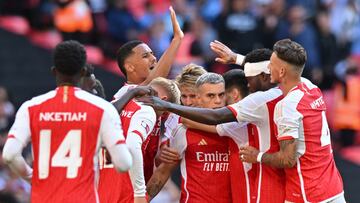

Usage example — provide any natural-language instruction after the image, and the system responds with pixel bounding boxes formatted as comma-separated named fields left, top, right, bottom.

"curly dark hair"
left=242, top=48, right=273, bottom=65
left=116, top=40, right=144, bottom=78
left=53, top=40, right=86, bottom=76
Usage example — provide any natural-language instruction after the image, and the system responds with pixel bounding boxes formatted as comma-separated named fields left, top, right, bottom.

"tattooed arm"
left=146, top=162, right=178, bottom=200
left=239, top=139, right=298, bottom=168
left=261, top=139, right=297, bottom=168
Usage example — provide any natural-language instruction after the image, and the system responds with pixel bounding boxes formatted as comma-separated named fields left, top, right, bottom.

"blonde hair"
left=149, top=77, right=181, bottom=104
left=175, top=63, right=207, bottom=89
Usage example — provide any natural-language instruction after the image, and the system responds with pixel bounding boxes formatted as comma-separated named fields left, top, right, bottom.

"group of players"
left=2, top=6, right=346, bottom=203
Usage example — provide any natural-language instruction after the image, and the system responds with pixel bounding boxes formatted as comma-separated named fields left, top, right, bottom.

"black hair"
left=116, top=40, right=144, bottom=78
left=273, top=39, right=307, bottom=69
left=53, top=40, right=86, bottom=76
left=223, top=69, right=249, bottom=98
left=243, top=48, right=273, bottom=65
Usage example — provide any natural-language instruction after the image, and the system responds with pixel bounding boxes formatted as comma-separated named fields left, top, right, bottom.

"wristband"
left=236, top=54, right=245, bottom=65
left=257, top=152, right=264, bottom=163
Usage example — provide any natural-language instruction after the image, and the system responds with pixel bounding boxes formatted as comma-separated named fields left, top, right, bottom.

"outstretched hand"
left=169, top=6, right=184, bottom=40
left=136, top=96, right=169, bottom=111
left=210, top=40, right=237, bottom=64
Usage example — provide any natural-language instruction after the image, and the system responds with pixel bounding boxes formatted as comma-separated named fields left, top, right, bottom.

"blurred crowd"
left=0, top=0, right=360, bottom=202
left=0, top=0, right=359, bottom=87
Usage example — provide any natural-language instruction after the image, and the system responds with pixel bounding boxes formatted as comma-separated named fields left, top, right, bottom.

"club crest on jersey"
left=141, top=121, right=150, bottom=134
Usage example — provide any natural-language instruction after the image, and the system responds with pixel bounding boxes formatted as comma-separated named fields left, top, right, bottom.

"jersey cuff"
left=277, top=135, right=295, bottom=141
left=226, top=106, right=238, bottom=118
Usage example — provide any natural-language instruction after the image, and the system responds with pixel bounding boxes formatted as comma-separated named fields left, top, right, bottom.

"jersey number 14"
left=38, top=129, right=83, bottom=179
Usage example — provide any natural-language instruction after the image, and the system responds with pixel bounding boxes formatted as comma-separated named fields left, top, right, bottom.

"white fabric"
left=236, top=54, right=245, bottom=65
left=244, top=61, right=270, bottom=77
left=216, top=122, right=248, bottom=147
left=126, top=105, right=156, bottom=197
left=164, top=113, right=181, bottom=139
left=228, top=87, right=282, bottom=152
left=274, top=92, right=303, bottom=140
left=169, top=125, right=187, bottom=159
left=113, top=84, right=138, bottom=100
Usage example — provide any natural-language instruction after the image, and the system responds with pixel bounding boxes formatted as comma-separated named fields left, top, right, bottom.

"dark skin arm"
left=112, top=86, right=155, bottom=113
left=146, top=162, right=178, bottom=200
left=239, top=139, right=297, bottom=168
left=137, top=96, right=236, bottom=125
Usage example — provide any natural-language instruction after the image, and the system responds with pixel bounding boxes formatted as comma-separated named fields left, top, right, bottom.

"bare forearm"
left=142, top=38, right=182, bottom=85
left=166, top=103, right=235, bottom=125
left=182, top=118, right=217, bottom=133
left=146, top=163, right=176, bottom=200
left=261, top=139, right=297, bottom=168
left=112, top=91, right=136, bottom=113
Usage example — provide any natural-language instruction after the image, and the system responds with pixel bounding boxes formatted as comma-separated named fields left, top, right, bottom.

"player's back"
left=29, top=86, right=111, bottom=203
left=278, top=80, right=344, bottom=202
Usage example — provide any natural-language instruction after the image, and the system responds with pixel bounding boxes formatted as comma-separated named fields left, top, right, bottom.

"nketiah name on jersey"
left=39, top=112, right=87, bottom=122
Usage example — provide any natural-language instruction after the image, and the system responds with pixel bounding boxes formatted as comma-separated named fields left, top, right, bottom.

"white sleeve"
left=126, top=106, right=156, bottom=197
left=216, top=122, right=249, bottom=146
left=236, top=54, right=245, bottom=65
left=2, top=138, right=33, bottom=182
left=100, top=105, right=132, bottom=172
left=274, top=99, right=302, bottom=141
left=3, top=102, right=32, bottom=181
left=227, top=93, right=266, bottom=124
left=163, top=113, right=180, bottom=139
left=8, top=102, right=31, bottom=146
left=169, top=125, right=187, bottom=159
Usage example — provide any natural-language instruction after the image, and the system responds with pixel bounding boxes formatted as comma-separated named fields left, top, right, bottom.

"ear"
left=160, top=95, right=168, bottom=101
left=279, top=66, right=286, bottom=78
left=124, top=63, right=134, bottom=74
left=229, top=88, right=240, bottom=100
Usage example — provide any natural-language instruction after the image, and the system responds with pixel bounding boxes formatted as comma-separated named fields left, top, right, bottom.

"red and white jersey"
left=113, top=83, right=137, bottom=100
left=8, top=86, right=126, bottom=203
left=274, top=79, right=344, bottom=202
left=98, top=100, right=156, bottom=201
left=161, top=113, right=181, bottom=146
left=170, top=125, right=232, bottom=203
left=216, top=122, right=258, bottom=203
left=227, top=87, right=286, bottom=203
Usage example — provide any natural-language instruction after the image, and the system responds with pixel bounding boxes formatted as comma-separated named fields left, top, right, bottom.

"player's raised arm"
left=141, top=6, right=184, bottom=85
left=137, top=96, right=236, bottom=125
left=210, top=40, right=244, bottom=65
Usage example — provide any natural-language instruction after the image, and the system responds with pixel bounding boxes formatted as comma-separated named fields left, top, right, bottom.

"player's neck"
left=281, top=77, right=301, bottom=96
left=126, top=74, right=144, bottom=85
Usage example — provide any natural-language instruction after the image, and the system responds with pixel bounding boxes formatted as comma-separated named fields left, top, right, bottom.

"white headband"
left=244, top=61, right=270, bottom=77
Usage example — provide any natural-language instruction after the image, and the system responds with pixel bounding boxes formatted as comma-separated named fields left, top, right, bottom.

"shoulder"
left=75, top=89, right=118, bottom=116
left=25, top=90, right=57, bottom=108
left=113, top=84, right=138, bottom=100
